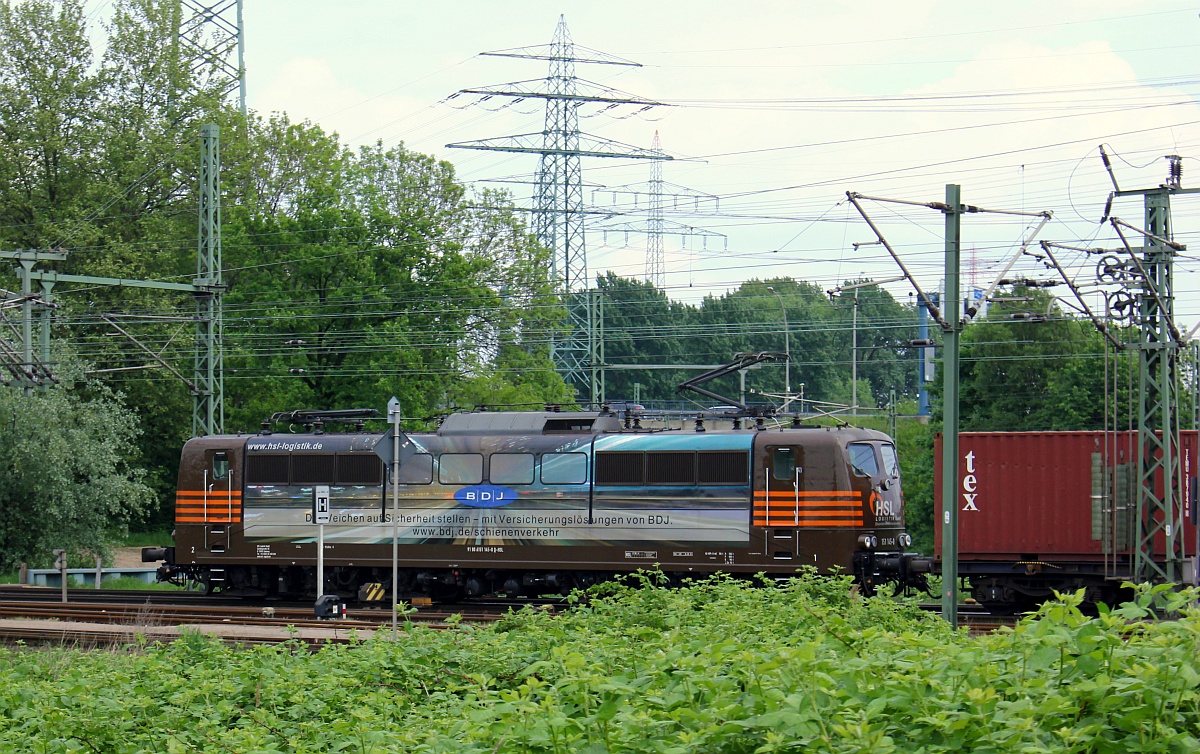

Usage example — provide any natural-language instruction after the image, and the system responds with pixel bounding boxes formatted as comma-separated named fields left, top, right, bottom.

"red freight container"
left=933, top=431, right=1198, bottom=609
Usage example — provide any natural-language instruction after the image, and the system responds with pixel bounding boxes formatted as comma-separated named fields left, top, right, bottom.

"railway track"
left=0, top=588, right=1006, bottom=647
left=0, top=588, right=531, bottom=647
left=919, top=602, right=1019, bottom=633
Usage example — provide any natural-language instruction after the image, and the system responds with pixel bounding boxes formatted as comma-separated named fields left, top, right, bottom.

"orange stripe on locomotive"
left=751, top=489, right=865, bottom=527
left=175, top=490, right=243, bottom=523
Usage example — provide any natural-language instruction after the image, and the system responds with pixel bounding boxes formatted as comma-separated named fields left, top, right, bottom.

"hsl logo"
left=454, top=485, right=517, bottom=508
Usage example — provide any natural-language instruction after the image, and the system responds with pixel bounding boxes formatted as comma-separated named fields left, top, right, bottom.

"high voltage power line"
left=11, top=8, right=1200, bottom=428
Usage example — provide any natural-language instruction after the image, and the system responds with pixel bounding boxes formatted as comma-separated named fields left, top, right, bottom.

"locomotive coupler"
left=854, top=551, right=933, bottom=595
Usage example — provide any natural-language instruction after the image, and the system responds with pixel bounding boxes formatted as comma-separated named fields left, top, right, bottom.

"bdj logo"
left=455, top=485, right=517, bottom=508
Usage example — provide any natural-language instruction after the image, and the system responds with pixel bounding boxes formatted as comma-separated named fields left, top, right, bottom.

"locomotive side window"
left=848, top=443, right=880, bottom=478
left=646, top=452, right=695, bottom=485
left=212, top=452, right=229, bottom=480
left=772, top=448, right=796, bottom=480
left=490, top=453, right=535, bottom=485
left=880, top=444, right=899, bottom=478
left=541, top=452, right=587, bottom=484
left=596, top=452, right=644, bottom=485
left=293, top=454, right=336, bottom=484
left=439, top=454, right=484, bottom=484
left=698, top=451, right=749, bottom=485
left=246, top=454, right=289, bottom=485
left=337, top=454, right=383, bottom=485
left=395, top=453, right=433, bottom=484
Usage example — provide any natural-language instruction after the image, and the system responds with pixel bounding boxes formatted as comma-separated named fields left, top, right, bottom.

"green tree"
left=597, top=273, right=698, bottom=404
left=0, top=0, right=99, bottom=249
left=695, top=278, right=845, bottom=407
left=221, top=126, right=569, bottom=428
left=0, top=360, right=154, bottom=569
left=956, top=289, right=1122, bottom=431
left=829, top=280, right=918, bottom=410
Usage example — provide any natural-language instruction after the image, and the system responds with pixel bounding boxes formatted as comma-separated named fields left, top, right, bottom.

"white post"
left=389, top=397, right=401, bottom=634
left=316, top=522, right=325, bottom=599
left=313, top=484, right=331, bottom=600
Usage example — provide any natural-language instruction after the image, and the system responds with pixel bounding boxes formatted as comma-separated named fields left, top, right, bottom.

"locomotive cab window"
left=211, top=452, right=229, bottom=480
left=848, top=443, right=880, bottom=478
left=772, top=448, right=796, bottom=481
left=880, top=443, right=899, bottom=478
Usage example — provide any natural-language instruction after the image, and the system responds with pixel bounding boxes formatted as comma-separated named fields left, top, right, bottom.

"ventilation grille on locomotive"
left=245, top=454, right=289, bottom=485
left=596, top=450, right=747, bottom=486
left=292, top=454, right=336, bottom=484
left=245, top=453, right=383, bottom=486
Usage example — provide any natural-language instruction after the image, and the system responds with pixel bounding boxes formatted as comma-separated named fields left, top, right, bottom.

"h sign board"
left=312, top=485, right=331, bottom=524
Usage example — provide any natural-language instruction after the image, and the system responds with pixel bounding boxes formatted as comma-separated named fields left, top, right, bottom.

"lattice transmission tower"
left=594, top=131, right=724, bottom=291
left=178, top=0, right=247, bottom=116
left=447, top=17, right=667, bottom=401
left=647, top=132, right=666, bottom=289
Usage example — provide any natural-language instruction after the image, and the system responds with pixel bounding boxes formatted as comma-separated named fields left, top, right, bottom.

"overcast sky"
left=216, top=1, right=1200, bottom=326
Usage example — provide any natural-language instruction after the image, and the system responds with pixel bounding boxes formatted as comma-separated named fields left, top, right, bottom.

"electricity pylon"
left=178, top=0, right=247, bottom=116
left=592, top=131, right=725, bottom=291
left=447, top=16, right=667, bottom=401
left=647, top=132, right=666, bottom=289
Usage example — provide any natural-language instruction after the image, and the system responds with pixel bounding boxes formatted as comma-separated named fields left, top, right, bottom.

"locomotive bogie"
left=157, top=412, right=926, bottom=601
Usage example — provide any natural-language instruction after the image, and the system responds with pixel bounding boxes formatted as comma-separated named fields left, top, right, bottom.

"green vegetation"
left=0, top=360, right=154, bottom=570
left=120, top=531, right=173, bottom=548
left=97, top=576, right=182, bottom=591
left=0, top=576, right=1197, bottom=752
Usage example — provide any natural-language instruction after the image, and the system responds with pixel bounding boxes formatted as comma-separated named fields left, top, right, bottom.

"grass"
left=122, top=530, right=172, bottom=548
left=100, top=576, right=183, bottom=591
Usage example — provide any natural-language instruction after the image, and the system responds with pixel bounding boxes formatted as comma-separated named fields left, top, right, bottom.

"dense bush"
left=0, top=575, right=1197, bottom=752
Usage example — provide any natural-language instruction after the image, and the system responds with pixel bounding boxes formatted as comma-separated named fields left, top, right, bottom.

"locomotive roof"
left=437, top=411, right=623, bottom=435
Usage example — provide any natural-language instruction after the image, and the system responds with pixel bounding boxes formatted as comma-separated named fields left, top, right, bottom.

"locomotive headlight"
left=900, top=533, right=912, bottom=548
left=857, top=534, right=879, bottom=550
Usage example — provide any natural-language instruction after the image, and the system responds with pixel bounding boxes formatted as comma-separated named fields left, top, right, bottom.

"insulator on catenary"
left=1167, top=155, right=1183, bottom=188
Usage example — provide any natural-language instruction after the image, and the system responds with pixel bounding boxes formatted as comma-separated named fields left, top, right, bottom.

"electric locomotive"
left=146, top=407, right=930, bottom=601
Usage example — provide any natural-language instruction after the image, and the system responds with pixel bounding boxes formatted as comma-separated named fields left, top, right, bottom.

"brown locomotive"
left=146, top=409, right=930, bottom=601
